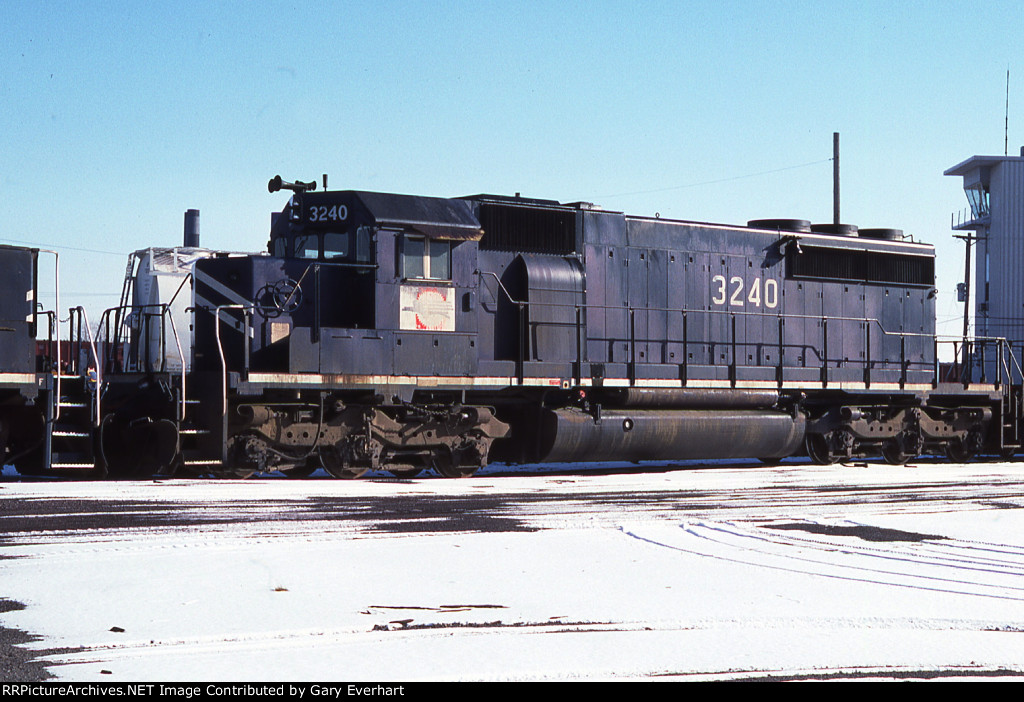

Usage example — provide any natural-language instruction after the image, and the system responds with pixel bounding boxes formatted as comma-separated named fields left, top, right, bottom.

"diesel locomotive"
left=3, top=176, right=1020, bottom=478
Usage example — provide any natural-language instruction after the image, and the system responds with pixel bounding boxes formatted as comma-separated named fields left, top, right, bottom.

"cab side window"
left=402, top=235, right=451, bottom=280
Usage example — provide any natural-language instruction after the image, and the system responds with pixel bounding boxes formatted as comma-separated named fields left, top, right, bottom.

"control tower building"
left=946, top=150, right=1024, bottom=376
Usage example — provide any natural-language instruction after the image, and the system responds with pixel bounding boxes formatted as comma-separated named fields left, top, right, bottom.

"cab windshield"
left=271, top=228, right=373, bottom=263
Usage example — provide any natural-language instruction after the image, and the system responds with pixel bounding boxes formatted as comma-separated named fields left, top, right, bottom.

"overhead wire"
left=0, top=237, right=126, bottom=256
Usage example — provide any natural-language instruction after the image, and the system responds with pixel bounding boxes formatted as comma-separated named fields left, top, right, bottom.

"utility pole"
left=961, top=234, right=972, bottom=341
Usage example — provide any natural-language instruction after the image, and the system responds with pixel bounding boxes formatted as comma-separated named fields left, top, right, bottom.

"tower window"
left=965, top=184, right=990, bottom=219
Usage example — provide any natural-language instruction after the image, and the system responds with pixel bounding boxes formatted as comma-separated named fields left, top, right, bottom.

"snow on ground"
left=3, top=461, right=1024, bottom=681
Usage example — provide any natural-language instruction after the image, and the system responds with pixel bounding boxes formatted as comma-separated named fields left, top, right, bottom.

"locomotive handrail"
left=163, top=308, right=187, bottom=421
left=110, top=252, right=139, bottom=372
left=479, top=271, right=529, bottom=382
left=936, top=335, right=1024, bottom=388
left=165, top=271, right=193, bottom=311
left=69, top=306, right=101, bottom=427
left=38, top=308, right=55, bottom=359
left=478, top=271, right=525, bottom=308
left=999, top=339, right=1016, bottom=388
left=98, top=302, right=189, bottom=421
left=99, top=303, right=186, bottom=373
left=481, top=270, right=924, bottom=378
left=37, top=308, right=57, bottom=415
left=308, top=260, right=378, bottom=269
left=478, top=273, right=935, bottom=340
left=1007, top=339, right=1024, bottom=384
left=285, top=263, right=317, bottom=311
left=480, top=268, right=942, bottom=388
left=214, top=304, right=254, bottom=419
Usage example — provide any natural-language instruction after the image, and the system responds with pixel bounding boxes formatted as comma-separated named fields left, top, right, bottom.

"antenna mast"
left=833, top=132, right=840, bottom=226
left=1006, top=67, right=1010, bottom=156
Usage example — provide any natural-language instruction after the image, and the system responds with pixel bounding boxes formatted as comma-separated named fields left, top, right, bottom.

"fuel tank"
left=534, top=408, right=806, bottom=463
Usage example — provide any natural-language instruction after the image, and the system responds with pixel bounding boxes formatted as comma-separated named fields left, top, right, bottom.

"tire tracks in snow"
left=623, top=519, right=1024, bottom=601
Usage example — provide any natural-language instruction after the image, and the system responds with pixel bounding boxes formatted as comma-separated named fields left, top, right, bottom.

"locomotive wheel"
left=222, top=434, right=266, bottom=478
left=284, top=464, right=317, bottom=478
left=805, top=434, right=840, bottom=465
left=388, top=466, right=423, bottom=479
left=320, top=448, right=367, bottom=479
left=101, top=415, right=180, bottom=478
left=881, top=441, right=914, bottom=465
left=432, top=450, right=477, bottom=479
left=387, top=456, right=429, bottom=478
left=434, top=462, right=477, bottom=479
left=945, top=437, right=976, bottom=463
left=326, top=465, right=368, bottom=479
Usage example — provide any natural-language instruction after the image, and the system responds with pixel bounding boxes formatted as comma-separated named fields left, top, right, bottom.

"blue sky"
left=3, top=0, right=1022, bottom=337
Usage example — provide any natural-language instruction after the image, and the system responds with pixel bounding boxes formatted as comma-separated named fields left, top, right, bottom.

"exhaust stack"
left=184, top=209, right=200, bottom=248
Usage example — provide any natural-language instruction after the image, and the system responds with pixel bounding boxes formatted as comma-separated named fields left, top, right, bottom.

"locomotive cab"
left=194, top=189, right=484, bottom=379
left=188, top=185, right=503, bottom=478
left=267, top=210, right=376, bottom=331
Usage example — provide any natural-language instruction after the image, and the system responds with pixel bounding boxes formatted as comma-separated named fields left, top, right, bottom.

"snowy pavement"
left=3, top=461, right=1024, bottom=681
